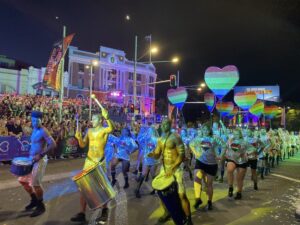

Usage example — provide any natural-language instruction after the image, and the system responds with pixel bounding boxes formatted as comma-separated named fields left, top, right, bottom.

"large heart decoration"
left=204, top=65, right=239, bottom=100
left=167, top=87, right=188, bottom=110
left=249, top=101, right=264, bottom=117
left=204, top=92, right=216, bottom=113
left=226, top=106, right=239, bottom=119
left=264, top=105, right=279, bottom=119
left=216, top=101, right=234, bottom=116
left=234, top=92, right=257, bottom=110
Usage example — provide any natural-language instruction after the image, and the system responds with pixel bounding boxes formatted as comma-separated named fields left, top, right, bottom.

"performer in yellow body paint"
left=71, top=97, right=114, bottom=224
left=148, top=119, right=193, bottom=225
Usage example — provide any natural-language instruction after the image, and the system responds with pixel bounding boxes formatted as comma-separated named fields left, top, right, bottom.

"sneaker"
left=194, top=198, right=203, bottom=209
left=158, top=213, right=171, bottom=223
left=25, top=194, right=38, bottom=211
left=111, top=179, right=117, bottom=187
left=254, top=183, right=258, bottom=191
left=30, top=201, right=45, bottom=217
left=228, top=187, right=233, bottom=198
left=95, top=208, right=108, bottom=224
left=149, top=189, right=156, bottom=195
left=123, top=182, right=129, bottom=189
left=70, top=212, right=86, bottom=222
left=234, top=192, right=242, bottom=200
left=207, top=201, right=213, bottom=210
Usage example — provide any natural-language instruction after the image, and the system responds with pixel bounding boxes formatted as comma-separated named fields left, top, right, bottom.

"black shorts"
left=247, top=159, right=258, bottom=170
left=195, top=160, right=218, bottom=176
left=226, top=159, right=248, bottom=169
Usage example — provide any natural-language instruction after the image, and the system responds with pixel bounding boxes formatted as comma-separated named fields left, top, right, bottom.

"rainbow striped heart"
left=167, top=87, right=188, bottom=110
left=249, top=101, right=264, bottom=117
left=216, top=101, right=234, bottom=116
left=204, top=92, right=216, bottom=113
left=234, top=92, right=257, bottom=110
left=204, top=65, right=239, bottom=100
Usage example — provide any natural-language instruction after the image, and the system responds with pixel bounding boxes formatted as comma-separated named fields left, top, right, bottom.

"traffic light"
left=170, top=74, right=176, bottom=88
left=129, top=104, right=134, bottom=113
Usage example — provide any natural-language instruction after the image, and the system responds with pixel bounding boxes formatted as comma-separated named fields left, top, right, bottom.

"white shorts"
left=18, top=157, right=48, bottom=187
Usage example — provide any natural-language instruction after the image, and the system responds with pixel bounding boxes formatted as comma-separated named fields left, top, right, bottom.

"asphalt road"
left=1, top=154, right=300, bottom=225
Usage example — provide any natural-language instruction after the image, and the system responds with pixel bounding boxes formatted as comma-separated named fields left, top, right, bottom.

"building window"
left=149, top=76, right=155, bottom=87
left=137, top=86, right=141, bottom=96
left=78, top=77, right=84, bottom=89
left=149, top=88, right=154, bottom=97
left=78, top=64, right=85, bottom=72
left=128, top=72, right=133, bottom=80
left=128, top=83, right=133, bottom=94
left=137, top=74, right=142, bottom=81
left=101, top=52, right=108, bottom=58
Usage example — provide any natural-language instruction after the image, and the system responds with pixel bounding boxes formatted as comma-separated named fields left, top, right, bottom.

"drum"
left=72, top=163, right=116, bottom=210
left=152, top=173, right=187, bottom=225
left=10, top=157, right=33, bottom=176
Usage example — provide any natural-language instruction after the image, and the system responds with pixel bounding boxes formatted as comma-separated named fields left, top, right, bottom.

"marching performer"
left=71, top=97, right=114, bottom=224
left=110, top=127, right=138, bottom=189
left=148, top=119, right=193, bottom=225
left=135, top=126, right=159, bottom=198
left=18, top=111, right=56, bottom=217
left=225, top=129, right=249, bottom=200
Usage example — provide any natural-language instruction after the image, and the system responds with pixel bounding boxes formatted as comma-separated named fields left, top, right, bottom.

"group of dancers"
left=15, top=101, right=299, bottom=225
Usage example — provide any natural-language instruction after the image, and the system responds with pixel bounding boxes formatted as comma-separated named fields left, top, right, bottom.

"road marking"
left=0, top=170, right=80, bottom=191
left=271, top=173, right=300, bottom=183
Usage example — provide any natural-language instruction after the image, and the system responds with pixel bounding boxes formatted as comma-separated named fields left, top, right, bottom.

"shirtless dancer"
left=71, top=105, right=114, bottom=223
left=18, top=111, right=56, bottom=217
left=148, top=119, right=193, bottom=225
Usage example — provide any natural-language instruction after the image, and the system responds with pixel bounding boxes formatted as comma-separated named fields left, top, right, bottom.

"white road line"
left=0, top=170, right=79, bottom=191
left=271, top=173, right=300, bottom=183
left=114, top=173, right=128, bottom=225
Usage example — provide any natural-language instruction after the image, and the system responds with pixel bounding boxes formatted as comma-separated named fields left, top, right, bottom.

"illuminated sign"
left=234, top=85, right=280, bottom=102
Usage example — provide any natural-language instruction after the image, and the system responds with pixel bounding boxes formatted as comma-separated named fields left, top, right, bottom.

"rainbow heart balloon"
left=167, top=87, right=188, bottom=110
left=204, top=65, right=239, bottom=100
left=234, top=92, right=257, bottom=110
left=204, top=92, right=216, bottom=113
left=264, top=105, right=279, bottom=119
left=249, top=101, right=264, bottom=117
left=216, top=101, right=234, bottom=116
left=226, top=106, right=239, bottom=119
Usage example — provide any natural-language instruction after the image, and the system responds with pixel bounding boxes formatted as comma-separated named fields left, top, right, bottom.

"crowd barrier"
left=0, top=135, right=85, bottom=161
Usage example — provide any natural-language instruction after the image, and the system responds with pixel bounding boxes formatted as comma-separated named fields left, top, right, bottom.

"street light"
left=150, top=47, right=159, bottom=54
left=87, top=60, right=99, bottom=121
left=172, top=57, right=179, bottom=63
left=200, top=82, right=206, bottom=88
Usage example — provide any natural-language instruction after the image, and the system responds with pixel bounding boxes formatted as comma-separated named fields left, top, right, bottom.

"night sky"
left=0, top=0, right=299, bottom=120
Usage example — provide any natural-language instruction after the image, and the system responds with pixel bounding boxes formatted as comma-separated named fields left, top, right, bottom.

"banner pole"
left=59, top=25, right=66, bottom=123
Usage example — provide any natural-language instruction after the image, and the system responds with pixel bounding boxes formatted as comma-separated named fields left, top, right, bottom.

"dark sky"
left=0, top=0, right=299, bottom=118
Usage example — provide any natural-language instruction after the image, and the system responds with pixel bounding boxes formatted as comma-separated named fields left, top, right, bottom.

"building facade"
left=67, top=46, right=157, bottom=115
left=0, top=55, right=68, bottom=96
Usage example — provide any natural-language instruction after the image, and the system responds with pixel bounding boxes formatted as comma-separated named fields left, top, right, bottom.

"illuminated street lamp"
left=172, top=57, right=179, bottom=63
left=150, top=46, right=159, bottom=54
left=200, top=82, right=206, bottom=88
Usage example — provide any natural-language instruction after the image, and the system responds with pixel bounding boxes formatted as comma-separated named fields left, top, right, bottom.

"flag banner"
left=43, top=33, right=75, bottom=90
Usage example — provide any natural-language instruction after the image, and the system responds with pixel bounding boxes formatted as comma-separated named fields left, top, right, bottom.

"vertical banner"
left=43, top=33, right=75, bottom=90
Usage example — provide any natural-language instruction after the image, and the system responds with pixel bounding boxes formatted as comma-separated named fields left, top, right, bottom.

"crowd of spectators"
left=0, top=94, right=128, bottom=160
